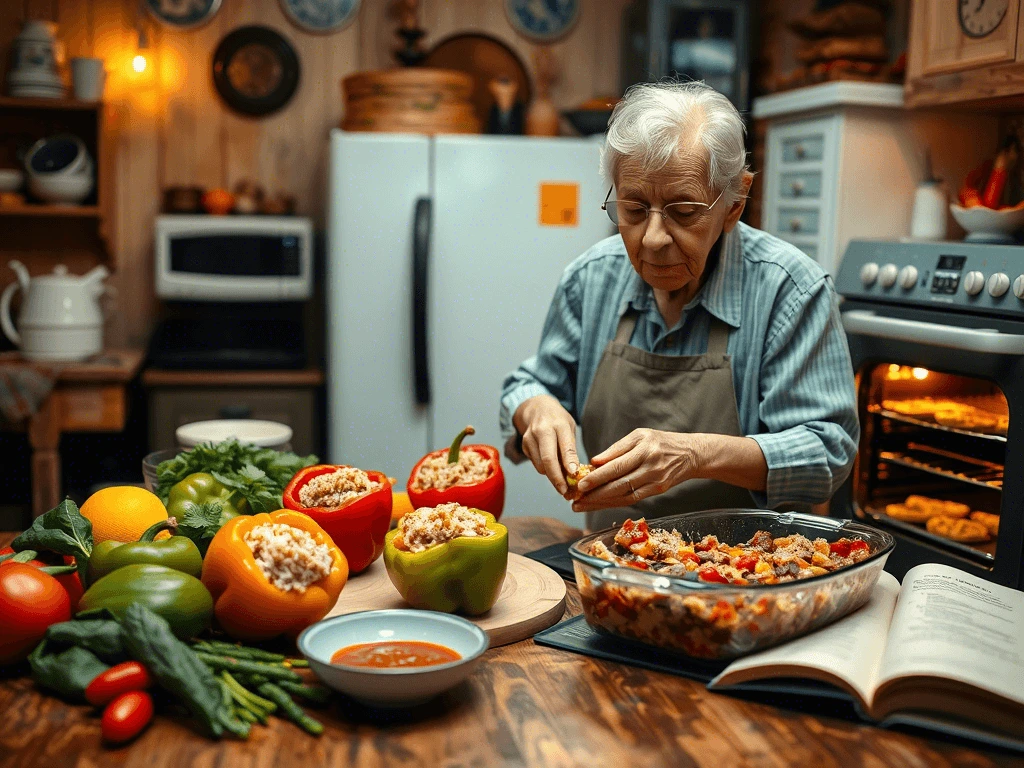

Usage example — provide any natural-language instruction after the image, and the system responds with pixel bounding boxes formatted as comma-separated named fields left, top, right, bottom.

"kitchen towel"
left=0, top=356, right=62, bottom=423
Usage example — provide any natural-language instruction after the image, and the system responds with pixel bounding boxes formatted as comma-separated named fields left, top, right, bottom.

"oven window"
left=855, top=364, right=1006, bottom=568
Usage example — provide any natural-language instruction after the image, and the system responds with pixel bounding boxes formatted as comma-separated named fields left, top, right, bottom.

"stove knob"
left=963, top=270, right=986, bottom=296
left=1014, top=275, right=1024, bottom=300
left=878, top=263, right=899, bottom=289
left=860, top=262, right=879, bottom=287
left=988, top=272, right=1010, bottom=298
left=898, top=265, right=919, bottom=290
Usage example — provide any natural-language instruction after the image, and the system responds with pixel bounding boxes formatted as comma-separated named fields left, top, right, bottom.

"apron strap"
left=613, top=313, right=637, bottom=344
left=707, top=316, right=731, bottom=356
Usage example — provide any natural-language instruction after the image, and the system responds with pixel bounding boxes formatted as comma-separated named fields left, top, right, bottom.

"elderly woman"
left=500, top=81, right=859, bottom=531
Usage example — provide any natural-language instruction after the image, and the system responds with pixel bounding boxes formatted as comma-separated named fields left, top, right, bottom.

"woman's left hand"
left=571, top=428, right=702, bottom=512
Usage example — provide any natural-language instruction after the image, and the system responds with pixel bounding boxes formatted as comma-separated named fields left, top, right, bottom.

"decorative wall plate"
left=145, top=0, right=221, bottom=29
left=279, top=0, right=361, bottom=34
left=504, top=0, right=580, bottom=43
left=212, top=26, right=301, bottom=117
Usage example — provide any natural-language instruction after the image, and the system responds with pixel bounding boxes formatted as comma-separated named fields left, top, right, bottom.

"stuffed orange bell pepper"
left=201, top=510, right=348, bottom=642
left=406, top=426, right=505, bottom=519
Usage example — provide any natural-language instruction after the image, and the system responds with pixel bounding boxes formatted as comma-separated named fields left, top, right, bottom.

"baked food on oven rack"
left=925, top=515, right=990, bottom=543
left=969, top=511, right=1000, bottom=536
left=905, top=495, right=971, bottom=518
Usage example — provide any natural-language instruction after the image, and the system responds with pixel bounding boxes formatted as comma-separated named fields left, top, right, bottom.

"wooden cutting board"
left=325, top=554, right=567, bottom=647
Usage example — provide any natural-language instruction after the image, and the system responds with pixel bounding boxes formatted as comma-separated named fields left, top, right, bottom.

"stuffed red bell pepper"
left=406, top=426, right=505, bottom=519
left=282, top=465, right=392, bottom=573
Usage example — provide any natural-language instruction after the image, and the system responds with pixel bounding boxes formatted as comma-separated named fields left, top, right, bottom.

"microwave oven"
left=155, top=215, right=313, bottom=301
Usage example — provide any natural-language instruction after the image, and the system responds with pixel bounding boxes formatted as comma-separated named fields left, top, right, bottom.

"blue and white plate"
left=504, top=0, right=580, bottom=43
left=279, top=0, right=361, bottom=34
left=145, top=0, right=221, bottom=29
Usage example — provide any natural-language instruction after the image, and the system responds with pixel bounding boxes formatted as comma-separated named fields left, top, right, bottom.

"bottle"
left=910, top=148, right=948, bottom=241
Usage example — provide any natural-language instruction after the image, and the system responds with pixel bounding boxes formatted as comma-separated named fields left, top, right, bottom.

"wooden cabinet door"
left=918, top=0, right=1019, bottom=75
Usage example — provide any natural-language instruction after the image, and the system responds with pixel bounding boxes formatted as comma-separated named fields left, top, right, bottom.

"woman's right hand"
left=513, top=394, right=579, bottom=496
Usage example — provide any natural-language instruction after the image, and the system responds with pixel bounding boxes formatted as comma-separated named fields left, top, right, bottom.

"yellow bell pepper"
left=201, top=510, right=348, bottom=641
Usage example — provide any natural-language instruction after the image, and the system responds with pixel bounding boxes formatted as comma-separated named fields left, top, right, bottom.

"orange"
left=391, top=490, right=415, bottom=524
left=80, top=486, right=168, bottom=544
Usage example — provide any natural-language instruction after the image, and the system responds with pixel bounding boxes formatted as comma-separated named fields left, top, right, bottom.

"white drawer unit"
left=755, top=82, right=999, bottom=276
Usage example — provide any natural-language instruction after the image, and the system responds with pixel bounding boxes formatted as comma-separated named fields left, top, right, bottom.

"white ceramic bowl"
left=175, top=419, right=293, bottom=450
left=950, top=203, right=1024, bottom=243
left=0, top=169, right=24, bottom=192
left=298, top=610, right=489, bottom=707
left=27, top=171, right=93, bottom=205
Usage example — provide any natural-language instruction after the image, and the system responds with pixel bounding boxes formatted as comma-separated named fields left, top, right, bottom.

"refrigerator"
left=327, top=130, right=613, bottom=525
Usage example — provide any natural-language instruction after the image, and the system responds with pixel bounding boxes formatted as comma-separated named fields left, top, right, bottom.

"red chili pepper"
left=982, top=138, right=1020, bottom=209
left=101, top=691, right=154, bottom=744
left=734, top=555, right=759, bottom=573
left=0, top=547, right=84, bottom=612
left=829, top=539, right=869, bottom=558
left=697, top=566, right=729, bottom=584
left=406, top=426, right=505, bottom=519
left=620, top=518, right=649, bottom=545
left=86, top=661, right=152, bottom=707
left=282, top=465, right=393, bottom=574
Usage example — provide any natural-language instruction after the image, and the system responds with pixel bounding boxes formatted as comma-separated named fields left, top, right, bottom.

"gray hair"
left=602, top=81, right=749, bottom=203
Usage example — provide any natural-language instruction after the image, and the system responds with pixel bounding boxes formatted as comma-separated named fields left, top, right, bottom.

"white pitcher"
left=1, top=260, right=109, bottom=361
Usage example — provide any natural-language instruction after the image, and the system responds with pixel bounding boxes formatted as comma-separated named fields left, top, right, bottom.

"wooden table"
left=0, top=349, right=143, bottom=517
left=0, top=519, right=1019, bottom=768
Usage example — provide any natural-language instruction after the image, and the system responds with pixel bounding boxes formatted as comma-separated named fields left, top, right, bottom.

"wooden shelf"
left=142, top=367, right=325, bottom=388
left=0, top=204, right=100, bottom=218
left=0, top=96, right=102, bottom=111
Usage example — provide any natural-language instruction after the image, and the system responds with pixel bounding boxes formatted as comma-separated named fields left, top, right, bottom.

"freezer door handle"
left=842, top=310, right=1024, bottom=355
left=412, top=196, right=432, bottom=405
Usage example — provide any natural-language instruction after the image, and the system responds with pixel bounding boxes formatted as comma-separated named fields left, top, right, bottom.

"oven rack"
left=869, top=406, right=1007, bottom=444
left=879, top=443, right=1004, bottom=490
left=860, top=504, right=996, bottom=565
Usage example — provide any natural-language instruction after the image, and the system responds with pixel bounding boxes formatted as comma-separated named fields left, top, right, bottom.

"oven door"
left=834, top=301, right=1024, bottom=588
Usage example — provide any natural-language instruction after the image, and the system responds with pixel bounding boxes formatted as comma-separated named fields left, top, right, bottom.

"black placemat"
left=523, top=541, right=576, bottom=581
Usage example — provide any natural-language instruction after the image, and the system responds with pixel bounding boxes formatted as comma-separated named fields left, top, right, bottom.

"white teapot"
left=1, top=260, right=109, bottom=362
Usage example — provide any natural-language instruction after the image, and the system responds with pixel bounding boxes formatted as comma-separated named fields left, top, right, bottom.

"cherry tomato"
left=0, top=563, right=72, bottom=665
left=86, top=661, right=153, bottom=707
left=102, top=691, right=154, bottom=744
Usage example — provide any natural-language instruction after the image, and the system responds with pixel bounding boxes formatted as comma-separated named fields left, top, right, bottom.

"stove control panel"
left=836, top=240, right=1024, bottom=317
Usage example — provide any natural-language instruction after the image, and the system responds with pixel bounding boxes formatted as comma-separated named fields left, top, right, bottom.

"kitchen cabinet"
left=906, top=0, right=1024, bottom=107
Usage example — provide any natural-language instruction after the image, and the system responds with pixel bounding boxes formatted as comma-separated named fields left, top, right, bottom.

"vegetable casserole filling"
left=588, top=518, right=871, bottom=585
left=393, top=503, right=494, bottom=553
left=297, top=466, right=380, bottom=509
left=244, top=523, right=333, bottom=592
left=412, top=450, right=493, bottom=491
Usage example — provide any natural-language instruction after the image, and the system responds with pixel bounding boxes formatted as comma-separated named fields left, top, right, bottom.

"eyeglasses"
left=601, top=187, right=725, bottom=229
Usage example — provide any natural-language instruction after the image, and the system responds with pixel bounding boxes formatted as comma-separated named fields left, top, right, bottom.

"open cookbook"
left=709, top=562, right=1024, bottom=746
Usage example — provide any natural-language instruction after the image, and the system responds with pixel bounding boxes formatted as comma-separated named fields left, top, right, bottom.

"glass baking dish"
left=570, top=509, right=895, bottom=660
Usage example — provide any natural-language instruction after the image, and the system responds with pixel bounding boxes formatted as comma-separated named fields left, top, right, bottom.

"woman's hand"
left=513, top=395, right=580, bottom=496
left=571, top=429, right=702, bottom=512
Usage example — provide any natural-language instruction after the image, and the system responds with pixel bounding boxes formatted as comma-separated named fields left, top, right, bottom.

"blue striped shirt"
left=499, top=222, right=859, bottom=509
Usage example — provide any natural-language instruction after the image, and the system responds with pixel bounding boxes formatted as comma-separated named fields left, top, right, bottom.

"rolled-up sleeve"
left=748, top=276, right=859, bottom=508
left=499, top=274, right=583, bottom=439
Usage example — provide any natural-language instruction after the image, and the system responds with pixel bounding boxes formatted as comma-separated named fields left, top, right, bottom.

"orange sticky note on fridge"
left=539, top=182, right=579, bottom=227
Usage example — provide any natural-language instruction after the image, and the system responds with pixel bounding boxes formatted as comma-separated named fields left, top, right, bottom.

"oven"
left=832, top=239, right=1024, bottom=589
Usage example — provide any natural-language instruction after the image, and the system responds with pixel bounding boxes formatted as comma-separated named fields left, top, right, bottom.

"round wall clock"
left=212, top=26, right=301, bottom=117
left=504, top=0, right=580, bottom=43
left=279, top=0, right=361, bottom=34
left=959, top=0, right=1008, bottom=38
left=145, top=0, right=221, bottom=29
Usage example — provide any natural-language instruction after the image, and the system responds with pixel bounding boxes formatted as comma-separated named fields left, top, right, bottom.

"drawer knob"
left=790, top=180, right=804, bottom=196
left=789, top=218, right=802, bottom=233
left=795, top=144, right=806, bottom=159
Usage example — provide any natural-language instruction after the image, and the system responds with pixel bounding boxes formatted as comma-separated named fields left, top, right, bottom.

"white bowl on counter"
left=950, top=203, right=1024, bottom=244
left=298, top=610, right=489, bottom=708
left=27, top=171, right=93, bottom=205
left=175, top=419, right=293, bottom=450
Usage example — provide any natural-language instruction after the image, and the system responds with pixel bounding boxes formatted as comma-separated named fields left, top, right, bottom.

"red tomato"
left=734, top=555, right=759, bottom=573
left=697, top=565, right=729, bottom=584
left=86, top=661, right=153, bottom=707
left=829, top=539, right=869, bottom=558
left=0, top=563, right=72, bottom=665
left=0, top=549, right=83, bottom=611
left=0, top=547, right=44, bottom=568
left=101, top=691, right=154, bottom=744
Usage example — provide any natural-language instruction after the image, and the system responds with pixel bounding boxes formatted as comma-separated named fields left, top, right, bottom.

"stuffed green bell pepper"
left=89, top=519, right=204, bottom=583
left=165, top=472, right=247, bottom=555
left=383, top=503, right=508, bottom=615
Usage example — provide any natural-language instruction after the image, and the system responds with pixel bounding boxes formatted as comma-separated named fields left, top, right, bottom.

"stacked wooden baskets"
left=341, top=69, right=481, bottom=135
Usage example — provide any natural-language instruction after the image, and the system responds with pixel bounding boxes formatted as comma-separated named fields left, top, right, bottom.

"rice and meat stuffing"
left=412, top=450, right=492, bottom=491
left=244, top=523, right=333, bottom=592
left=393, top=502, right=494, bottom=553
left=298, top=466, right=380, bottom=509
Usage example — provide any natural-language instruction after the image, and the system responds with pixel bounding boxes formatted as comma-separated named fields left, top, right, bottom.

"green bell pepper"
left=167, top=472, right=248, bottom=523
left=89, top=519, right=204, bottom=583
left=383, top=510, right=508, bottom=615
left=78, top=563, right=214, bottom=640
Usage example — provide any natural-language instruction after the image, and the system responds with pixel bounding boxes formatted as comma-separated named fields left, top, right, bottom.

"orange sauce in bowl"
left=330, top=640, right=461, bottom=668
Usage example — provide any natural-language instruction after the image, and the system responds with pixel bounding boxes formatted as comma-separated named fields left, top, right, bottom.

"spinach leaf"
left=12, top=499, right=93, bottom=582
left=29, top=640, right=109, bottom=700
left=46, top=620, right=126, bottom=662
left=120, top=603, right=230, bottom=737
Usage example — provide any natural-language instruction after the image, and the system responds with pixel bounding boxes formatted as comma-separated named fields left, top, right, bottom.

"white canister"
left=910, top=180, right=949, bottom=241
left=71, top=57, right=105, bottom=101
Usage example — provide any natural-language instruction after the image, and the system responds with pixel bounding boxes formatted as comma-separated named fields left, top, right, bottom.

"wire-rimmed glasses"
left=601, top=187, right=725, bottom=229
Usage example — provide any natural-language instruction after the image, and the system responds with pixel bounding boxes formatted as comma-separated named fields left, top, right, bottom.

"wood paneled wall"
left=1, top=0, right=628, bottom=349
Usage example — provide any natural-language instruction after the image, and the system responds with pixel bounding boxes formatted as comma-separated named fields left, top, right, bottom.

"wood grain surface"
left=1, top=519, right=1022, bottom=768
left=325, top=553, right=567, bottom=647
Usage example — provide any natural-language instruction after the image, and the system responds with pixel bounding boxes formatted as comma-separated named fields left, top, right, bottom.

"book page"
left=709, top=571, right=900, bottom=707
left=876, top=563, right=1024, bottom=709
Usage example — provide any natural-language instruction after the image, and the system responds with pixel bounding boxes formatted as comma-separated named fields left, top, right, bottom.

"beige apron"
left=580, top=309, right=756, bottom=532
